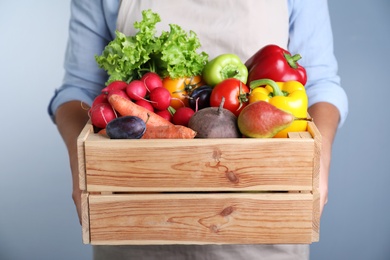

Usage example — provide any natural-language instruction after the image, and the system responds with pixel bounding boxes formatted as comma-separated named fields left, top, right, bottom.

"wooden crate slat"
left=84, top=137, right=315, bottom=192
left=88, top=193, right=314, bottom=245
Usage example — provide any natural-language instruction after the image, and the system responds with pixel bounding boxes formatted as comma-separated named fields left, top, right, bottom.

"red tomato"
left=210, top=78, right=250, bottom=117
left=162, top=76, right=204, bottom=110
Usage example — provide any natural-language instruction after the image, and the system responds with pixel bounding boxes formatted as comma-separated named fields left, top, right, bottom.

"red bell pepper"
left=245, top=44, right=307, bottom=85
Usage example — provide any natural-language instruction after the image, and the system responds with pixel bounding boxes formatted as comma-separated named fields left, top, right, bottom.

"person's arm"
left=49, top=1, right=118, bottom=223
left=308, top=102, right=340, bottom=216
left=287, top=0, right=348, bottom=216
left=55, top=101, right=90, bottom=223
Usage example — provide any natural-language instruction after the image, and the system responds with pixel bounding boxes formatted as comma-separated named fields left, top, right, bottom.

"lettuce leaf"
left=95, top=9, right=208, bottom=84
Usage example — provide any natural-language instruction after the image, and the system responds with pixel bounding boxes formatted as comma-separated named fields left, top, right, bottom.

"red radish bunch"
left=135, top=99, right=154, bottom=112
left=126, top=80, right=147, bottom=100
left=141, top=72, right=163, bottom=92
left=101, top=80, right=128, bottom=94
left=155, top=109, right=173, bottom=122
left=89, top=103, right=117, bottom=129
left=91, top=93, right=108, bottom=107
left=172, top=107, right=195, bottom=127
left=149, top=87, right=171, bottom=111
left=90, top=72, right=181, bottom=129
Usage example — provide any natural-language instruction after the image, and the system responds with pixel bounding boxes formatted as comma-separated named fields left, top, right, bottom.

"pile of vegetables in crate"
left=89, top=9, right=311, bottom=139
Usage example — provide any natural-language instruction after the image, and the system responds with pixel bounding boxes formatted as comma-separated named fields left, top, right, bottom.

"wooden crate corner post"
left=308, top=121, right=322, bottom=242
left=77, top=122, right=93, bottom=244
left=81, top=192, right=90, bottom=244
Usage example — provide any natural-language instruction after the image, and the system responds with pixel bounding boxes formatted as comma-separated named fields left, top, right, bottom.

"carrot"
left=142, top=125, right=197, bottom=139
left=97, top=128, right=108, bottom=137
left=108, top=94, right=196, bottom=139
left=108, top=94, right=173, bottom=127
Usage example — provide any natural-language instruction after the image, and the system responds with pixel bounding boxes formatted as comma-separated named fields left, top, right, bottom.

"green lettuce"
left=95, top=9, right=209, bottom=84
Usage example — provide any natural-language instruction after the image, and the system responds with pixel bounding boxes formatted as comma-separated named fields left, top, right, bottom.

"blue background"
left=1, top=1, right=389, bottom=259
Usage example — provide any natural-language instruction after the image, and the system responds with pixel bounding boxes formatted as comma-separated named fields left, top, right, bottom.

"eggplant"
left=188, top=85, right=212, bottom=111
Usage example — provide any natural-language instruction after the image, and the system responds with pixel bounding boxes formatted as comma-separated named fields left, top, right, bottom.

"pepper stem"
left=249, top=78, right=284, bottom=97
left=283, top=53, right=301, bottom=69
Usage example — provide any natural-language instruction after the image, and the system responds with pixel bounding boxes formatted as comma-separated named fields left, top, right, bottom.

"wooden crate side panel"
left=81, top=191, right=90, bottom=244
left=307, top=121, right=322, bottom=241
left=84, top=138, right=315, bottom=192
left=312, top=190, right=320, bottom=242
left=77, top=122, right=93, bottom=191
left=88, top=193, right=314, bottom=245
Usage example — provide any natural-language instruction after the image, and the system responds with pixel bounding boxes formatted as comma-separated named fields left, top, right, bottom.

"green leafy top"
left=95, top=9, right=209, bottom=84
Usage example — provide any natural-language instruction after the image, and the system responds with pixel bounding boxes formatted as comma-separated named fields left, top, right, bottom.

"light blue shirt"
left=48, top=0, right=348, bottom=127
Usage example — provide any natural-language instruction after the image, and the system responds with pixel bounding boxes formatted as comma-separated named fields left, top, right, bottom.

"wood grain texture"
left=83, top=135, right=315, bottom=192
left=81, top=192, right=90, bottom=244
left=88, top=193, right=314, bottom=245
left=289, top=124, right=321, bottom=241
left=77, top=121, right=322, bottom=244
left=307, top=121, right=322, bottom=241
left=77, top=122, right=93, bottom=191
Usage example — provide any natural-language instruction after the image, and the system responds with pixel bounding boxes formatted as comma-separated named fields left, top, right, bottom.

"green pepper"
left=202, top=53, right=248, bottom=87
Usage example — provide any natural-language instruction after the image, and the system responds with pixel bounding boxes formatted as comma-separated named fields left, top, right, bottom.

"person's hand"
left=70, top=150, right=83, bottom=225
left=55, top=101, right=90, bottom=225
left=308, top=102, right=339, bottom=218
left=319, top=154, right=330, bottom=217
left=72, top=187, right=83, bottom=225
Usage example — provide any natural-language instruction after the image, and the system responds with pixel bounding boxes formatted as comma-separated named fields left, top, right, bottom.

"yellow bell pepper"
left=249, top=78, right=308, bottom=138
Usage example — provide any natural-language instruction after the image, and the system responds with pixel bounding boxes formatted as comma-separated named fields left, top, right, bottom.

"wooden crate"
left=77, top=121, right=321, bottom=245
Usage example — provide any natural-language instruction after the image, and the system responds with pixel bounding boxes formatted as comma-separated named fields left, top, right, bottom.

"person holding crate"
left=48, top=0, right=348, bottom=259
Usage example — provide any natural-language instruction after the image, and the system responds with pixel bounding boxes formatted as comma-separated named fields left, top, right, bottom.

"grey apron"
left=116, top=0, right=289, bottom=61
left=94, top=1, right=309, bottom=259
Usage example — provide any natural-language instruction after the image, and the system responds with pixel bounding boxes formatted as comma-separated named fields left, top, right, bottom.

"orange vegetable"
left=108, top=94, right=173, bottom=127
left=97, top=128, right=108, bottom=137
left=142, top=125, right=196, bottom=139
left=108, top=94, right=196, bottom=139
left=162, top=76, right=204, bottom=110
left=98, top=124, right=196, bottom=139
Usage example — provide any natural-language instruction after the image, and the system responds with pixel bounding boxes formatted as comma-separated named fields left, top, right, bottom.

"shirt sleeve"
left=47, top=0, right=118, bottom=123
left=287, top=0, right=348, bottom=127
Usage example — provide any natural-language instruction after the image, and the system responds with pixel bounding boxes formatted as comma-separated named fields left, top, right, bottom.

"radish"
left=89, top=103, right=117, bottom=129
left=156, top=109, right=173, bottom=122
left=135, top=99, right=154, bottom=112
left=126, top=80, right=147, bottom=101
left=92, top=93, right=108, bottom=107
left=107, top=89, right=130, bottom=101
left=101, top=80, right=128, bottom=94
left=149, top=87, right=171, bottom=111
left=141, top=72, right=163, bottom=93
left=172, top=107, right=195, bottom=127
